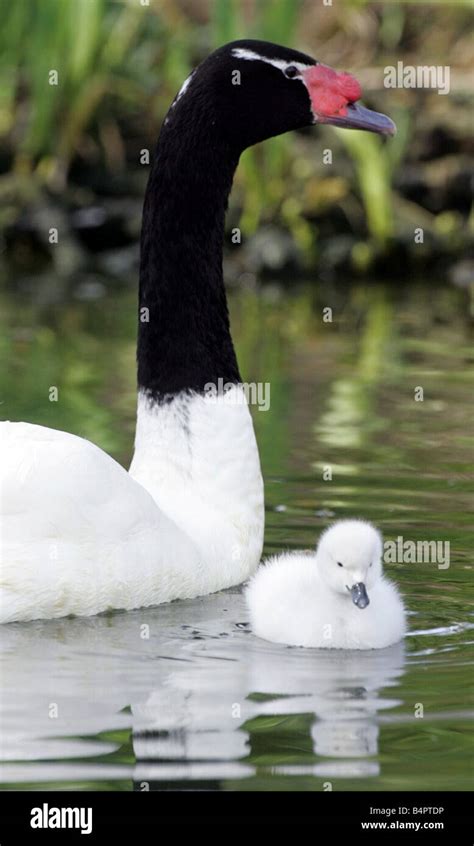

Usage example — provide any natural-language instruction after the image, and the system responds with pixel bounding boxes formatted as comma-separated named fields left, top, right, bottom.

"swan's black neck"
left=137, top=95, right=241, bottom=400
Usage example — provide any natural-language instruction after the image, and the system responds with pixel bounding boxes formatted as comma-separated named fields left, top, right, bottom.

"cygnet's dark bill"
left=350, top=582, right=370, bottom=609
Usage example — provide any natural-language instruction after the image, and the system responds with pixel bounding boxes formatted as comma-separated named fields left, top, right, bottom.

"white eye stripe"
left=169, top=70, right=197, bottom=111
left=174, top=71, right=195, bottom=103
left=231, top=48, right=312, bottom=76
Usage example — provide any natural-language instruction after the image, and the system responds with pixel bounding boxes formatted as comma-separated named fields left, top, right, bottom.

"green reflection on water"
left=0, top=279, right=472, bottom=791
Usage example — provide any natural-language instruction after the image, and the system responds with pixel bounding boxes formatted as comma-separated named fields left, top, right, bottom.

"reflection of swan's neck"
left=312, top=719, right=379, bottom=759
left=131, top=682, right=252, bottom=786
left=311, top=720, right=380, bottom=778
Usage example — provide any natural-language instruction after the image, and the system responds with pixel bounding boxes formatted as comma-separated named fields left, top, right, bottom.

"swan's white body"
left=246, top=520, right=406, bottom=650
left=0, top=387, right=263, bottom=623
left=0, top=42, right=397, bottom=625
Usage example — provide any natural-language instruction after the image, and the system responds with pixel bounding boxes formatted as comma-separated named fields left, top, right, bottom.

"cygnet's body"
left=246, top=520, right=406, bottom=650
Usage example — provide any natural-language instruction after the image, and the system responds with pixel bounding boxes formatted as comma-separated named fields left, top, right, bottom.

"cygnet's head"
left=316, top=520, right=383, bottom=609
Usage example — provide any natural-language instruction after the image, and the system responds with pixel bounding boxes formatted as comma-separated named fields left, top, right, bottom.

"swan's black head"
left=165, top=39, right=396, bottom=154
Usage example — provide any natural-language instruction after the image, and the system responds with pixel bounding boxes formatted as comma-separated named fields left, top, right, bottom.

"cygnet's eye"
left=284, top=65, right=299, bottom=79
left=337, top=562, right=343, bottom=568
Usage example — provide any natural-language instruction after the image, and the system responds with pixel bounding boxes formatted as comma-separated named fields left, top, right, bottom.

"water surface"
left=0, top=279, right=472, bottom=790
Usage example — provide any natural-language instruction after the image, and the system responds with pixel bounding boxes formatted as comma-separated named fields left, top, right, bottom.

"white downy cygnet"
left=246, top=519, right=406, bottom=650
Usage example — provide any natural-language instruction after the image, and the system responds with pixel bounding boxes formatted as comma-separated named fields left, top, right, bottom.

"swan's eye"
left=337, top=562, right=343, bottom=568
left=369, top=562, right=373, bottom=567
left=284, top=65, right=299, bottom=79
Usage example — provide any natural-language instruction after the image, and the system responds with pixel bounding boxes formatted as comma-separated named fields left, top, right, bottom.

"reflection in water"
left=0, top=282, right=472, bottom=790
left=0, top=591, right=405, bottom=788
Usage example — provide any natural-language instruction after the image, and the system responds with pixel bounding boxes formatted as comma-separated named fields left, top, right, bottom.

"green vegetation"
left=0, top=0, right=472, bottom=275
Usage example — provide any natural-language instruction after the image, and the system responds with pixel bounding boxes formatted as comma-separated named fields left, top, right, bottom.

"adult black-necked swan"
left=0, top=41, right=396, bottom=624
left=246, top=520, right=406, bottom=649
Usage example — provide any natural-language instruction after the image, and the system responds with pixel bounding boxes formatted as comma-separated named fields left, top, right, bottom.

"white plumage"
left=0, top=387, right=263, bottom=623
left=0, top=40, right=398, bottom=626
left=246, top=520, right=406, bottom=650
